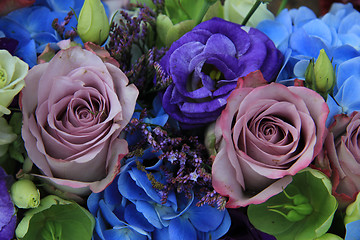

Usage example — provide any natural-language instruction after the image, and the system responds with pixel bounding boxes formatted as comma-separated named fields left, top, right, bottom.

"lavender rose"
left=316, top=111, right=360, bottom=207
left=212, top=71, right=328, bottom=207
left=158, top=17, right=283, bottom=128
left=21, top=46, right=138, bottom=195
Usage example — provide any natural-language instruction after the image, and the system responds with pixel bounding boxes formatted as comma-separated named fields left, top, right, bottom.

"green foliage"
left=248, top=168, right=338, bottom=240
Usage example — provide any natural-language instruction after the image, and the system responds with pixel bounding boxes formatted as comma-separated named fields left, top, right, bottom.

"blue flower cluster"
left=0, top=0, right=109, bottom=67
left=257, top=3, right=360, bottom=82
left=87, top=97, right=230, bottom=240
left=87, top=148, right=230, bottom=240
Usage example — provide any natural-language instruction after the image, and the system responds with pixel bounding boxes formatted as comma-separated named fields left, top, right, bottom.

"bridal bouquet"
left=2, top=0, right=360, bottom=239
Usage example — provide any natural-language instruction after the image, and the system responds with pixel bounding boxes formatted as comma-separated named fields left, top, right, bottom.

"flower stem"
left=241, top=0, right=272, bottom=26
left=277, top=0, right=288, bottom=15
left=195, top=0, right=217, bottom=25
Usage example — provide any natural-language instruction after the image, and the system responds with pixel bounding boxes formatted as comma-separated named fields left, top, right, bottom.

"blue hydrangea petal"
left=206, top=209, right=231, bottom=240
left=290, top=28, right=328, bottom=58
left=289, top=6, right=316, bottom=27
left=103, top=227, right=148, bottom=240
left=135, top=200, right=163, bottom=229
left=46, top=0, right=77, bottom=12
left=117, top=171, right=152, bottom=203
left=124, top=203, right=155, bottom=232
left=345, top=220, right=360, bottom=240
left=335, top=75, right=360, bottom=113
left=336, top=57, right=360, bottom=91
left=99, top=199, right=126, bottom=227
left=169, top=217, right=197, bottom=240
left=87, top=192, right=103, bottom=215
left=187, top=203, right=225, bottom=232
left=15, top=39, right=37, bottom=67
left=326, top=95, right=342, bottom=127
left=104, top=176, right=123, bottom=207
left=257, top=20, right=289, bottom=48
left=338, top=11, right=360, bottom=34
left=302, top=19, right=332, bottom=46
left=331, top=45, right=360, bottom=67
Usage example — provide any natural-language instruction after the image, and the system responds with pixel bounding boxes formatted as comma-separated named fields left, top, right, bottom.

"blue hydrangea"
left=87, top=148, right=231, bottom=240
left=0, top=0, right=110, bottom=67
left=345, top=219, right=360, bottom=240
left=326, top=56, right=360, bottom=126
left=257, top=3, right=360, bottom=83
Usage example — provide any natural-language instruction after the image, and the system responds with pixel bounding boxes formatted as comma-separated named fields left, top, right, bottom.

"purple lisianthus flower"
left=0, top=167, right=16, bottom=239
left=158, top=17, right=283, bottom=129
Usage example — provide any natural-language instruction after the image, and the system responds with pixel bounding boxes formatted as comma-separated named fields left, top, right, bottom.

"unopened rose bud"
left=77, top=0, right=110, bottom=45
left=305, top=49, right=335, bottom=99
left=10, top=179, right=40, bottom=209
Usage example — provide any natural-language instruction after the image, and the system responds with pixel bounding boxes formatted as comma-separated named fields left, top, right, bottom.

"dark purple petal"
left=0, top=167, right=16, bottom=240
left=0, top=37, right=18, bottom=54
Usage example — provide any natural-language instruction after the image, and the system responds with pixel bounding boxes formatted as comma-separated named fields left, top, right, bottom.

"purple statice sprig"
left=106, top=3, right=167, bottom=106
left=52, top=10, right=78, bottom=40
left=124, top=109, right=227, bottom=209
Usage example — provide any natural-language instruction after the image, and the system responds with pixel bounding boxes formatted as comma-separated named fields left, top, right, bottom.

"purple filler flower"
left=0, top=167, right=16, bottom=239
left=158, top=17, right=283, bottom=129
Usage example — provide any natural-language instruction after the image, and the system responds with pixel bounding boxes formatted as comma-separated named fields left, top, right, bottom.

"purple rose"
left=212, top=71, right=328, bottom=207
left=158, top=17, right=283, bottom=128
left=317, top=111, right=360, bottom=207
left=21, top=46, right=139, bottom=195
left=0, top=167, right=16, bottom=239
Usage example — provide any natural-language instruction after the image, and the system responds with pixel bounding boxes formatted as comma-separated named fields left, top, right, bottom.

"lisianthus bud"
left=305, top=49, right=335, bottom=99
left=10, top=179, right=40, bottom=209
left=77, top=0, right=110, bottom=45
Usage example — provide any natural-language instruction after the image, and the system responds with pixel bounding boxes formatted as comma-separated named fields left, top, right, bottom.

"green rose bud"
left=305, top=49, right=335, bottom=99
left=77, top=0, right=110, bottom=45
left=0, top=50, right=28, bottom=117
left=344, top=192, right=360, bottom=225
left=10, top=179, right=40, bottom=209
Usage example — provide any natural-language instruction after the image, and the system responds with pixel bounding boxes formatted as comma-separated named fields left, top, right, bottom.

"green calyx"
left=0, top=67, right=7, bottom=88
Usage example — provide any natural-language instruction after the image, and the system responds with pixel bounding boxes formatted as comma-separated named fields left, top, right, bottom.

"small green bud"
left=77, top=0, right=110, bottom=45
left=305, top=49, right=335, bottom=99
left=10, top=179, right=40, bottom=209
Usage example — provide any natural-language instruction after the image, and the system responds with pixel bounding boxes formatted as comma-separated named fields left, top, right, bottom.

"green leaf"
left=9, top=112, right=23, bottom=135
left=22, top=203, right=95, bottom=240
left=248, top=168, right=338, bottom=240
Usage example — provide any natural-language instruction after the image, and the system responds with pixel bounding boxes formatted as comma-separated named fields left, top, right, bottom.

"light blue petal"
left=290, top=28, right=328, bottom=58
left=293, top=59, right=309, bottom=78
left=46, top=0, right=77, bottom=12
left=257, top=20, right=289, bottom=48
left=302, top=19, right=332, bottom=46
left=331, top=45, right=360, bottom=67
left=129, top=168, right=162, bottom=203
left=326, top=95, right=342, bottom=127
left=336, top=57, right=360, bottom=90
left=345, top=220, right=360, bottom=240
left=336, top=75, right=360, bottom=114
left=338, top=11, right=360, bottom=34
